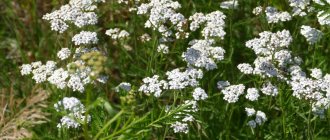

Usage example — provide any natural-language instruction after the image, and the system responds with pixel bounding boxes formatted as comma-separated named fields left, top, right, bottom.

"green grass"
left=0, top=0, right=330, bottom=139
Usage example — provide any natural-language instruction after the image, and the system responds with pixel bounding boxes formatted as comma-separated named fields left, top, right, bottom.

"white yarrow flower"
left=20, top=64, right=32, bottom=75
left=171, top=121, right=189, bottom=133
left=217, top=81, right=230, bottom=89
left=253, top=6, right=263, bottom=15
left=157, top=44, right=169, bottom=54
left=115, top=82, right=132, bottom=92
left=265, top=7, right=292, bottom=23
left=237, top=63, right=254, bottom=74
left=192, top=87, right=208, bottom=101
left=261, top=82, right=278, bottom=96
left=245, top=107, right=256, bottom=116
left=48, top=68, right=69, bottom=89
left=255, top=111, right=267, bottom=125
left=317, top=11, right=330, bottom=26
left=42, top=0, right=104, bottom=33
left=183, top=39, right=225, bottom=70
left=67, top=75, right=85, bottom=93
left=72, top=31, right=98, bottom=45
left=221, top=84, right=245, bottom=103
left=57, top=48, right=71, bottom=60
left=300, top=25, right=323, bottom=44
left=106, top=28, right=130, bottom=39
left=247, top=120, right=257, bottom=128
left=139, top=75, right=168, bottom=97
left=245, top=88, right=260, bottom=101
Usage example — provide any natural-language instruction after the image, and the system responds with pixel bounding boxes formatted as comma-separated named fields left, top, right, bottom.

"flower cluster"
left=189, top=11, right=226, bottom=39
left=20, top=61, right=57, bottom=83
left=72, top=31, right=98, bottom=45
left=252, top=6, right=263, bottom=15
left=245, top=108, right=267, bottom=128
left=313, top=0, right=330, bottom=5
left=245, top=88, right=260, bottom=101
left=217, top=80, right=230, bottom=89
left=237, top=63, right=254, bottom=74
left=182, top=39, right=225, bottom=70
left=105, top=28, right=130, bottom=40
left=290, top=68, right=330, bottom=117
left=265, top=7, right=292, bottom=23
left=287, top=0, right=330, bottom=25
left=138, top=75, right=168, bottom=97
left=221, top=84, right=245, bottom=103
left=171, top=121, right=189, bottom=133
left=300, top=25, right=323, bottom=44
left=166, top=68, right=203, bottom=90
left=140, top=33, right=151, bottom=42
left=20, top=47, right=107, bottom=92
left=238, top=26, right=329, bottom=119
left=57, top=48, right=71, bottom=60
left=54, top=97, right=91, bottom=129
left=115, top=82, right=132, bottom=92
left=288, top=0, right=310, bottom=16
left=260, top=82, right=279, bottom=96
left=157, top=44, right=169, bottom=54
left=317, top=11, right=330, bottom=26
left=42, top=0, right=105, bottom=33
left=139, top=68, right=203, bottom=97
left=243, top=30, right=296, bottom=79
left=192, top=87, right=208, bottom=101
left=137, top=0, right=188, bottom=39
left=170, top=100, right=198, bottom=133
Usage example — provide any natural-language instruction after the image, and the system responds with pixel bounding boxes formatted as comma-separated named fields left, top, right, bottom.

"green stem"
left=93, top=110, right=124, bottom=140
left=307, top=106, right=312, bottom=140
left=83, top=87, right=92, bottom=140
left=280, top=88, right=286, bottom=138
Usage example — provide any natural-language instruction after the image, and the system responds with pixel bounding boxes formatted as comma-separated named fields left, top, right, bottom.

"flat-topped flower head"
left=221, top=84, right=245, bottom=103
left=137, top=0, right=187, bottom=38
left=182, top=39, right=225, bottom=70
left=237, top=63, right=254, bottom=74
left=189, top=11, right=226, bottom=39
left=115, top=82, right=132, bottom=92
left=192, top=87, right=208, bottom=101
left=55, top=97, right=91, bottom=129
left=72, top=31, right=98, bottom=45
left=171, top=121, right=189, bottom=133
left=300, top=25, right=323, bottom=44
left=20, top=64, right=32, bottom=75
left=105, top=28, right=130, bottom=39
left=157, top=44, right=169, bottom=54
left=217, top=81, right=230, bottom=89
left=57, top=48, right=71, bottom=60
left=246, top=88, right=260, bottom=101
left=265, top=7, right=292, bottom=23
left=261, top=82, right=278, bottom=96
left=288, top=0, right=310, bottom=16
left=42, top=0, right=104, bottom=33
left=139, top=75, right=168, bottom=97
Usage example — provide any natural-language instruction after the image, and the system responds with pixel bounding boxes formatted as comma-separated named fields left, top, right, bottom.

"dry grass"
left=0, top=86, right=49, bottom=140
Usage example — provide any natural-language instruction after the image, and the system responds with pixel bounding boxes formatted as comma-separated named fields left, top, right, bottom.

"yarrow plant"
left=12, top=0, right=330, bottom=139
